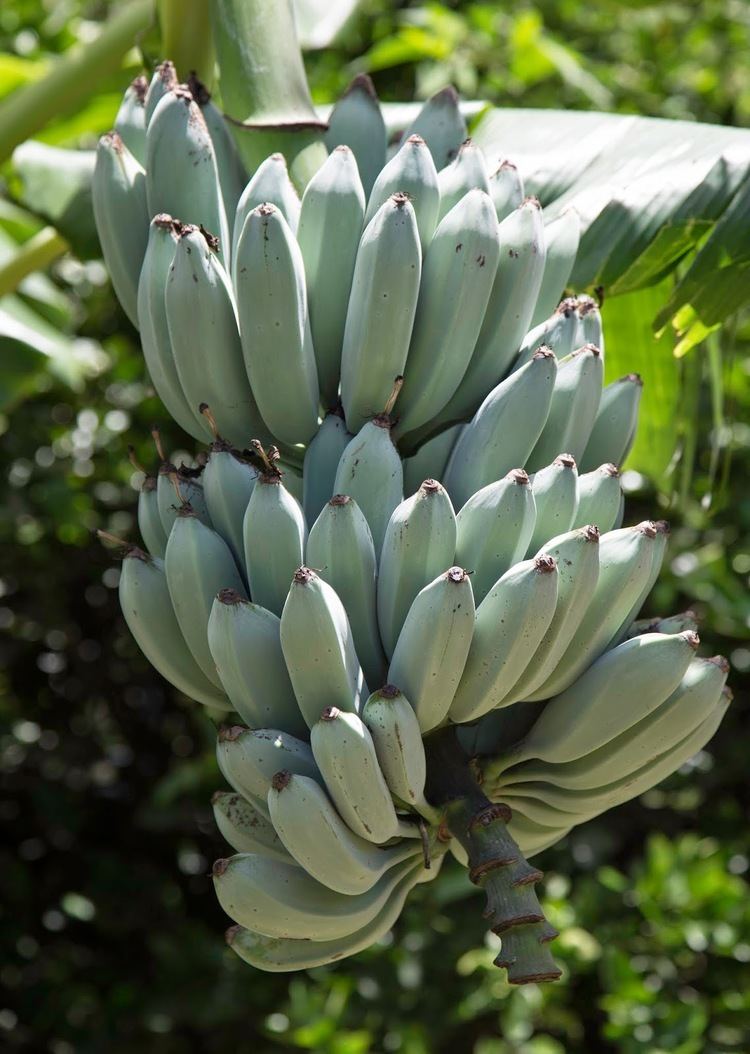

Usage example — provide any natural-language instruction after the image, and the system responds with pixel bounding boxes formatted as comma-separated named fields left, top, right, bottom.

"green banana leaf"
left=292, top=0, right=363, bottom=49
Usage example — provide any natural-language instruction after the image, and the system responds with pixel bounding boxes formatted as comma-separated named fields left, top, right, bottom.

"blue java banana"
left=231, top=153, right=301, bottom=275
left=333, top=412, right=404, bottom=555
left=216, top=725, right=320, bottom=815
left=212, top=852, right=419, bottom=940
left=212, top=791, right=292, bottom=863
left=399, top=86, right=467, bottom=170
left=524, top=455, right=579, bottom=556
left=165, top=224, right=266, bottom=447
left=200, top=413, right=257, bottom=573
left=305, top=495, right=386, bottom=688
left=280, top=567, right=366, bottom=728
left=580, top=373, right=643, bottom=471
left=164, top=506, right=246, bottom=689
left=133, top=471, right=167, bottom=558
left=310, top=707, right=401, bottom=843
left=488, top=160, right=524, bottom=221
left=340, top=194, right=422, bottom=434
left=362, top=686, right=438, bottom=821
left=302, top=411, right=352, bottom=527
left=454, top=469, right=536, bottom=605
left=402, top=425, right=463, bottom=497
left=448, top=556, right=559, bottom=723
left=573, top=463, right=624, bottom=534
left=117, top=546, right=229, bottom=712
left=393, top=189, right=501, bottom=440
left=143, top=60, right=177, bottom=124
left=267, top=772, right=421, bottom=895
left=443, top=349, right=558, bottom=508
left=92, top=131, right=148, bottom=328
left=208, top=590, right=307, bottom=737
left=234, top=203, right=320, bottom=446
left=526, top=344, right=604, bottom=471
left=324, top=73, right=387, bottom=198
left=377, top=479, right=457, bottom=658
left=137, top=215, right=206, bottom=438
left=114, top=75, right=147, bottom=163
left=145, top=86, right=230, bottom=259
left=243, top=460, right=306, bottom=617
left=297, top=146, right=365, bottom=407
left=387, top=567, right=476, bottom=733
left=436, top=139, right=491, bottom=222
left=365, top=134, right=439, bottom=251
left=531, top=209, right=581, bottom=326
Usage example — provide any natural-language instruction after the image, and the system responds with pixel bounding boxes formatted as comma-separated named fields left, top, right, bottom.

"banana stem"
left=210, top=0, right=327, bottom=189
left=158, top=0, right=215, bottom=85
left=0, top=0, right=153, bottom=165
left=424, top=728, right=561, bottom=985
left=0, top=227, right=68, bottom=298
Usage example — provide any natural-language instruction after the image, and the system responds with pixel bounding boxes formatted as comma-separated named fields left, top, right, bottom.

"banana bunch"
left=97, top=65, right=731, bottom=982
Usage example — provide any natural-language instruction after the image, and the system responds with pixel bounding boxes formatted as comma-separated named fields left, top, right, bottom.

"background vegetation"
left=1, top=2, right=749, bottom=1051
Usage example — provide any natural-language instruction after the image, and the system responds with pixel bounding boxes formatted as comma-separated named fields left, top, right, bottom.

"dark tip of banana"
left=446, top=566, right=468, bottom=583
left=271, top=770, right=292, bottom=791
left=534, top=555, right=556, bottom=574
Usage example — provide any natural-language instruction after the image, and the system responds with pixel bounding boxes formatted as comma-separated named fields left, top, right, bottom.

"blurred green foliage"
left=1, top=2, right=749, bottom=1052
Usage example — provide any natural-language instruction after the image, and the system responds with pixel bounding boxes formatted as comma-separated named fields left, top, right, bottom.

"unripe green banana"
left=610, top=520, right=670, bottom=647
left=92, top=131, right=148, bottom=328
left=513, top=297, right=580, bottom=373
left=498, top=687, right=730, bottom=823
left=324, top=73, right=387, bottom=198
left=118, top=548, right=229, bottom=710
left=529, top=521, right=660, bottom=698
left=449, top=556, right=559, bottom=723
left=509, top=630, right=701, bottom=766
left=442, top=349, right=558, bottom=509
left=306, top=496, right=386, bottom=689
left=144, top=60, right=177, bottom=124
left=362, top=686, right=437, bottom=820
left=526, top=345, right=604, bottom=471
left=310, top=707, right=401, bottom=843
left=243, top=475, right=306, bottom=617
left=208, top=590, right=307, bottom=737
left=399, top=86, right=467, bottom=170
left=114, top=75, right=147, bottom=164
left=580, top=373, right=643, bottom=471
left=365, top=135, right=439, bottom=251
left=488, top=159, right=524, bottom=221
left=145, top=88, right=230, bottom=259
left=279, top=460, right=304, bottom=505
left=333, top=416, right=404, bottom=555
left=455, top=469, right=536, bottom=605
left=268, top=772, right=420, bottom=895
left=135, top=474, right=167, bottom=558
left=531, top=209, right=581, bottom=326
left=213, top=852, right=417, bottom=940
left=225, top=862, right=424, bottom=971
left=506, top=812, right=571, bottom=859
left=165, top=508, right=246, bottom=687
left=212, top=790, right=292, bottom=862
left=187, top=74, right=247, bottom=229
left=201, top=429, right=257, bottom=573
left=231, top=153, right=301, bottom=275
left=393, top=189, right=501, bottom=440
left=280, top=567, right=366, bottom=727
left=457, top=701, right=545, bottom=758
left=505, top=655, right=728, bottom=791
left=377, top=480, right=457, bottom=658
left=297, top=146, right=366, bottom=407
left=388, top=567, right=475, bottom=733
left=436, top=198, right=547, bottom=425
left=302, top=412, right=352, bottom=527
left=525, top=455, right=579, bottom=556
left=576, top=296, right=603, bottom=352
left=403, top=425, right=462, bottom=496
left=216, top=725, right=319, bottom=815
left=625, top=610, right=699, bottom=640
left=138, top=216, right=205, bottom=438
left=155, top=461, right=211, bottom=536
left=573, top=463, right=623, bottom=534
left=166, top=225, right=266, bottom=447
left=436, top=139, right=491, bottom=222
left=340, top=195, right=422, bottom=434
left=234, top=203, right=320, bottom=446
left=511, top=525, right=601, bottom=704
